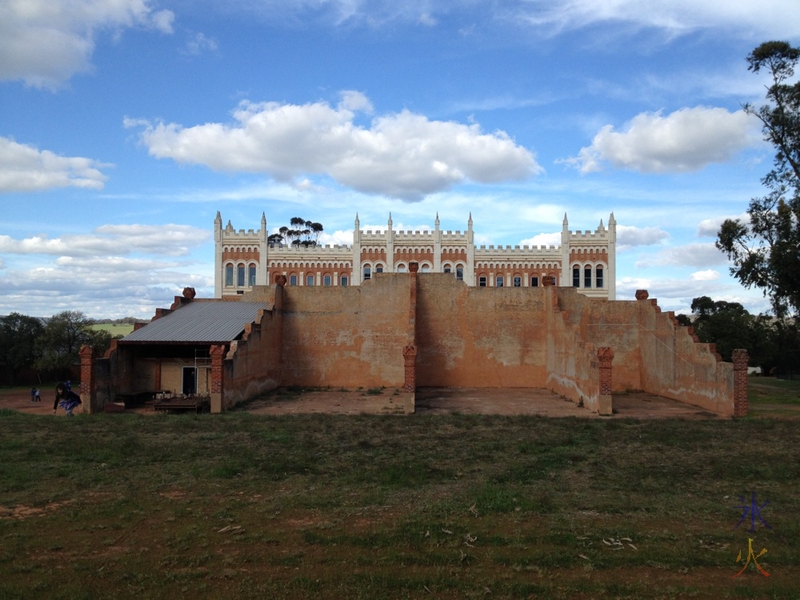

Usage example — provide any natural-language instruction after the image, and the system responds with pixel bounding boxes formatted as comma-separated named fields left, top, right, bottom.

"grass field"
left=90, top=323, right=135, bottom=337
left=1, top=382, right=799, bottom=599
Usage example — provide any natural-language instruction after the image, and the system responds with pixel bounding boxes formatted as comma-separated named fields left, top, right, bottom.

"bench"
left=153, top=396, right=210, bottom=414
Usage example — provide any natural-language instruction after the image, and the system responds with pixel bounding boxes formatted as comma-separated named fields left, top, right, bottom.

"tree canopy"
left=716, top=41, right=800, bottom=317
left=268, top=217, right=324, bottom=247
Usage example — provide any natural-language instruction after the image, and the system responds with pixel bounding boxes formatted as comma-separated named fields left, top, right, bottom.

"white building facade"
left=214, top=212, right=616, bottom=300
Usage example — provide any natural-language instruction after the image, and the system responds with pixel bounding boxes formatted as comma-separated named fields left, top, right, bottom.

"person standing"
left=53, top=382, right=81, bottom=416
left=31, top=387, right=36, bottom=402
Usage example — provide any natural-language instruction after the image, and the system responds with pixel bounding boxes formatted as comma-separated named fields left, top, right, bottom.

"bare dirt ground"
left=0, top=385, right=734, bottom=418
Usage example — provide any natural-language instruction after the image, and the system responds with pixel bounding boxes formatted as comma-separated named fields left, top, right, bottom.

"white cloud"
left=566, top=107, right=759, bottom=174
left=0, top=0, right=174, bottom=88
left=0, top=224, right=210, bottom=258
left=690, top=269, right=721, bottom=281
left=635, top=242, right=727, bottom=268
left=519, top=232, right=560, bottom=248
left=512, top=0, right=800, bottom=39
left=616, top=225, right=669, bottom=249
left=0, top=136, right=110, bottom=193
left=128, top=92, right=541, bottom=201
left=183, top=32, right=218, bottom=56
left=696, top=213, right=750, bottom=237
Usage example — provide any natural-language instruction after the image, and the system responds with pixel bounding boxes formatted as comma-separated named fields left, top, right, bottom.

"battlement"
left=477, top=245, right=561, bottom=255
left=568, top=229, right=611, bottom=241
left=269, top=245, right=352, bottom=256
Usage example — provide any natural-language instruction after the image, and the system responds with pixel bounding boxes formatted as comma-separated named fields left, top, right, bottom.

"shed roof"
left=121, top=301, right=269, bottom=344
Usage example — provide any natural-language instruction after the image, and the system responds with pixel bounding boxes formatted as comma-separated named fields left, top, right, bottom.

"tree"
left=688, top=296, right=757, bottom=362
left=0, top=313, right=44, bottom=385
left=270, top=217, right=324, bottom=247
left=36, top=311, right=110, bottom=376
left=716, top=41, right=800, bottom=317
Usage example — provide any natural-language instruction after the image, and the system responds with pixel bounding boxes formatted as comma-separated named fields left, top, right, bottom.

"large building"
left=214, top=212, right=617, bottom=299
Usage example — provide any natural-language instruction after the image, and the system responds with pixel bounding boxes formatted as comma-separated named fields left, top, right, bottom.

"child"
left=53, top=382, right=82, bottom=416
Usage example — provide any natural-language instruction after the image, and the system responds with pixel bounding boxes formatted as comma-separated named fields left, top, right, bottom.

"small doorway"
left=182, top=367, right=196, bottom=396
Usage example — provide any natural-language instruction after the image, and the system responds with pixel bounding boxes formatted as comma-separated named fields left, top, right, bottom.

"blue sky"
left=1, top=0, right=799, bottom=319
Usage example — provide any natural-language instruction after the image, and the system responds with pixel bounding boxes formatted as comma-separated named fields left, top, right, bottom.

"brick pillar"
left=403, top=345, right=417, bottom=393
left=79, top=345, right=94, bottom=414
left=209, top=344, right=226, bottom=414
left=732, top=348, right=749, bottom=418
left=597, top=347, right=614, bottom=416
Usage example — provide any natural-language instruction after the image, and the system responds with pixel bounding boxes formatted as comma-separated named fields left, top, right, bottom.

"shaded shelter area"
left=102, top=300, right=270, bottom=411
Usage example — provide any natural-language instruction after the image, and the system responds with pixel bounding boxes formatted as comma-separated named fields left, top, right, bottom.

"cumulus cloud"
left=635, top=242, right=728, bottom=268
left=565, top=107, right=759, bottom=174
left=696, top=214, right=750, bottom=237
left=0, top=0, right=175, bottom=88
left=0, top=136, right=110, bottom=193
left=127, top=92, right=541, bottom=201
left=616, top=225, right=669, bottom=249
left=690, top=269, right=720, bottom=281
left=0, top=224, right=210, bottom=258
left=519, top=232, right=561, bottom=247
left=182, top=32, right=218, bottom=56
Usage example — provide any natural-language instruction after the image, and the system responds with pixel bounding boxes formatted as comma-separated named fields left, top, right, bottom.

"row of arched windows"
left=572, top=264, right=605, bottom=289
left=224, top=262, right=257, bottom=288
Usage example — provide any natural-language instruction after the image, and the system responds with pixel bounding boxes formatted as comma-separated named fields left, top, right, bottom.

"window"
left=306, top=274, right=315, bottom=286
left=596, top=267, right=604, bottom=288
left=479, top=276, right=487, bottom=287
left=584, top=266, right=592, bottom=288
left=513, top=276, right=522, bottom=287
left=496, top=276, right=504, bottom=287
left=572, top=266, right=580, bottom=287
left=397, top=264, right=407, bottom=273
left=531, top=276, right=539, bottom=287
left=421, top=264, right=430, bottom=273
left=363, top=266, right=371, bottom=280
left=225, top=264, right=233, bottom=287
left=237, top=264, right=245, bottom=287
left=248, top=264, right=257, bottom=286
left=289, top=274, right=298, bottom=286
left=323, top=274, right=332, bottom=287
left=375, top=264, right=384, bottom=273
left=443, top=265, right=452, bottom=274
left=340, top=275, right=349, bottom=287
left=456, top=265, right=464, bottom=281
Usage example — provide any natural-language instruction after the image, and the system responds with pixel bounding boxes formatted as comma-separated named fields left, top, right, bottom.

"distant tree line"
left=677, top=296, right=800, bottom=375
left=0, top=311, right=124, bottom=386
left=268, top=217, right=324, bottom=248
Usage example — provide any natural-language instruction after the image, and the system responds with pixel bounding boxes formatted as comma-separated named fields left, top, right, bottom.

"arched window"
left=572, top=266, right=580, bottom=287
left=443, top=264, right=452, bottom=274
left=513, top=275, right=522, bottom=287
left=289, top=273, right=298, bottom=286
left=584, top=266, right=592, bottom=288
left=323, top=274, right=332, bottom=286
left=306, top=274, right=315, bottom=286
left=456, top=265, right=464, bottom=281
left=596, top=266, right=604, bottom=288
left=479, top=275, right=487, bottom=287
left=375, top=264, right=384, bottom=273
left=225, top=264, right=234, bottom=287
left=237, top=264, right=245, bottom=287
left=340, top=274, right=349, bottom=287
left=363, top=265, right=371, bottom=280
left=421, top=264, right=430, bottom=273
left=531, top=276, right=539, bottom=287
left=397, top=263, right=407, bottom=273
left=248, top=264, right=257, bottom=286
left=496, top=275, right=504, bottom=287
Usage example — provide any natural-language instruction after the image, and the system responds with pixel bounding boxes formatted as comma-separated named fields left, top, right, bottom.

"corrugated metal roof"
left=121, top=301, right=269, bottom=343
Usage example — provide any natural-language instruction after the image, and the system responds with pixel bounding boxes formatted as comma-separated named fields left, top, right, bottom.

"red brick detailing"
left=732, top=348, right=749, bottom=417
left=133, top=322, right=145, bottom=331
left=403, top=345, right=417, bottom=392
left=409, top=261, right=419, bottom=273
left=597, top=347, right=614, bottom=395
left=210, top=345, right=227, bottom=394
left=104, top=338, right=119, bottom=359
left=154, top=359, right=162, bottom=391
left=274, top=274, right=287, bottom=286
left=635, top=289, right=649, bottom=301
left=79, top=345, right=94, bottom=412
left=542, top=275, right=556, bottom=286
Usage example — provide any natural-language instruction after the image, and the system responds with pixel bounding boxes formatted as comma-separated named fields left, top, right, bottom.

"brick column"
left=732, top=348, right=749, bottom=418
left=403, top=345, right=417, bottom=393
left=79, top=345, right=94, bottom=414
left=209, top=344, right=226, bottom=413
left=597, top=347, right=614, bottom=416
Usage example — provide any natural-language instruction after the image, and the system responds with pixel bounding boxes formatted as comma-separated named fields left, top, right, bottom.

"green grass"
left=1, top=410, right=798, bottom=599
left=90, top=323, right=135, bottom=337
